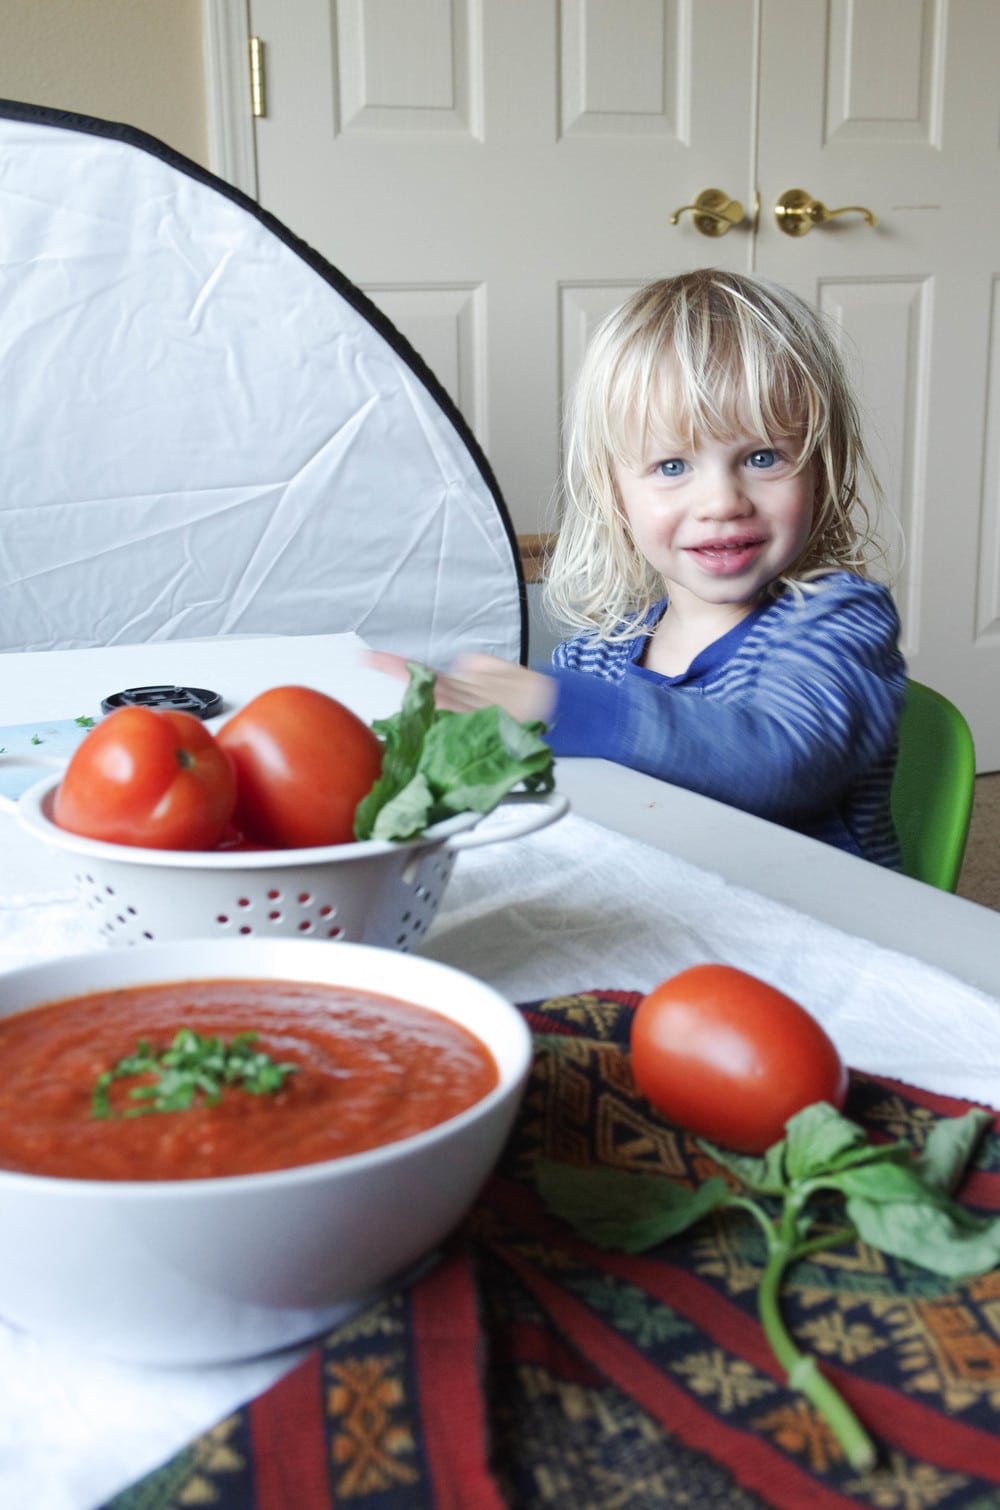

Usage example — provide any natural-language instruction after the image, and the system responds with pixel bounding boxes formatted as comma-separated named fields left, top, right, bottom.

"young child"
left=370, top=270, right=907, bottom=867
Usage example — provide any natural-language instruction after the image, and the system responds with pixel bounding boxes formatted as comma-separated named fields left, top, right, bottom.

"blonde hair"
left=544, top=269, right=884, bottom=640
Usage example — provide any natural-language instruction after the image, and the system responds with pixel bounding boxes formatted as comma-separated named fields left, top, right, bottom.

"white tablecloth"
left=2, top=808, right=999, bottom=1508
left=421, top=812, right=1000, bottom=1107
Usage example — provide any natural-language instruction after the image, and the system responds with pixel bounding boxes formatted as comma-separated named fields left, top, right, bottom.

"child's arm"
left=366, top=577, right=904, bottom=827
left=365, top=650, right=557, bottom=725
left=543, top=576, right=906, bottom=823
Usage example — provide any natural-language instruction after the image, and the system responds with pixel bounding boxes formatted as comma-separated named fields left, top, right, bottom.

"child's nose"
left=701, top=469, right=753, bottom=517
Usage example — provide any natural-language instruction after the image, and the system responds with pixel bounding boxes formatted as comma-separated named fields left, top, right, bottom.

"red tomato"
left=215, top=686, right=384, bottom=848
left=630, top=964, right=848, bottom=1154
left=53, top=707, right=237, bottom=851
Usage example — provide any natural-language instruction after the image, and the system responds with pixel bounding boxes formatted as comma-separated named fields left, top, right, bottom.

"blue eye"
left=747, top=449, right=778, bottom=469
left=656, top=458, right=687, bottom=478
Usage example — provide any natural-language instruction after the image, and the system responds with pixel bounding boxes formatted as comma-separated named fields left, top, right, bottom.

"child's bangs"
left=606, top=289, right=825, bottom=473
left=737, top=341, right=824, bottom=468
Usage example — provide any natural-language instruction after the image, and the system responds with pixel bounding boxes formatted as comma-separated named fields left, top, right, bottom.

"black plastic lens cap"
left=100, top=685, right=223, bottom=719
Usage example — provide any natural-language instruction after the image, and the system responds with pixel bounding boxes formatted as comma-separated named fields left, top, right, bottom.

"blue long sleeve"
left=545, top=573, right=906, bottom=865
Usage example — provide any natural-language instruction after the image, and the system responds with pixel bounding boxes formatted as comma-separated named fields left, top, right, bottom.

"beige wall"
left=0, top=0, right=208, bottom=168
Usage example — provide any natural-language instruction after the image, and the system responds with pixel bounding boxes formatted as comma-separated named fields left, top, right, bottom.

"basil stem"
left=713, top=1191, right=875, bottom=1467
left=757, top=1202, right=876, bottom=1471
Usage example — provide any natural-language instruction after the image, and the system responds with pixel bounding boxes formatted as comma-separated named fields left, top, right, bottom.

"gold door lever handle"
left=669, top=189, right=744, bottom=238
left=775, top=188, right=877, bottom=237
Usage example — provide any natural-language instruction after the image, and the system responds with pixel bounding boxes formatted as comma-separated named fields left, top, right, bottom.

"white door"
left=242, top=0, right=1000, bottom=767
left=755, top=0, right=1000, bottom=772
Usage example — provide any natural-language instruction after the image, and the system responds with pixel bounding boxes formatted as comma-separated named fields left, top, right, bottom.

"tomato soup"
left=0, top=978, right=499, bottom=1181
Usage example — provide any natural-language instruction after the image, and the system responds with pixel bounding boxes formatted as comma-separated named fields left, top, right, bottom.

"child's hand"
left=365, top=651, right=557, bottom=726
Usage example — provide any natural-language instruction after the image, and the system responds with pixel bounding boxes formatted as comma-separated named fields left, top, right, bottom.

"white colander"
left=10, top=773, right=568, bottom=951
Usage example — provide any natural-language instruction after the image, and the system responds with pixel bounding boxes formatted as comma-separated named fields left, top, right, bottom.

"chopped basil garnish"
left=92, top=1028, right=299, bottom=1119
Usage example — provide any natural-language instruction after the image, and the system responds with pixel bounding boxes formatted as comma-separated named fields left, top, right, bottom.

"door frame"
left=202, top=0, right=258, bottom=198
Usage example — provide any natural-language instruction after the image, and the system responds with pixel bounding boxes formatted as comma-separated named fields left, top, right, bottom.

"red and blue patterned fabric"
left=104, top=992, right=1000, bottom=1509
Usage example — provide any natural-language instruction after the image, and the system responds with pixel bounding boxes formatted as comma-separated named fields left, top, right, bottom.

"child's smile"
left=686, top=533, right=771, bottom=576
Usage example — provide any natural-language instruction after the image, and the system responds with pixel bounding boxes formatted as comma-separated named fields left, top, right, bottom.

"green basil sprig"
left=536, top=1099, right=999, bottom=1472
left=353, top=663, right=555, bottom=842
left=92, top=1028, right=299, bottom=1119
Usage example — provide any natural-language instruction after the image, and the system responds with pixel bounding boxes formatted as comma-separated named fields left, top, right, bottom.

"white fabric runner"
left=1, top=809, right=998, bottom=1508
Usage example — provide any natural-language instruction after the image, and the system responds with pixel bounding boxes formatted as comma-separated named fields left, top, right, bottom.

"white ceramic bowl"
left=0, top=938, right=532, bottom=1365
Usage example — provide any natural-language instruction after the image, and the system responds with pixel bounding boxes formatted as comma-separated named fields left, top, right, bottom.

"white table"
left=3, top=633, right=1000, bottom=1509
left=6, top=632, right=1000, bottom=996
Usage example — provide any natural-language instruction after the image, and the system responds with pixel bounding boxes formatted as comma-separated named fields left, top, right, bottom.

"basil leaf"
left=355, top=665, right=555, bottom=842
left=828, top=1152, right=1000, bottom=1279
left=353, top=663, right=437, bottom=839
left=420, top=705, right=555, bottom=815
left=783, top=1103, right=873, bottom=1181
left=846, top=1191, right=1000, bottom=1279
left=914, top=1108, right=995, bottom=1195
left=535, top=1160, right=730, bottom=1252
left=698, top=1138, right=788, bottom=1195
left=368, top=771, right=437, bottom=843
left=833, top=1158, right=951, bottom=1207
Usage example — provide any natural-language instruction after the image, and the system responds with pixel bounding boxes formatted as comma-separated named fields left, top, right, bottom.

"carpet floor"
left=957, top=773, right=1000, bottom=912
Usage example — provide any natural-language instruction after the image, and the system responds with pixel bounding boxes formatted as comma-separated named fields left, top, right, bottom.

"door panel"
left=559, top=0, right=684, bottom=138
left=364, top=283, right=486, bottom=433
left=815, top=277, right=928, bottom=612
left=825, top=0, right=942, bottom=146
left=336, top=0, right=481, bottom=135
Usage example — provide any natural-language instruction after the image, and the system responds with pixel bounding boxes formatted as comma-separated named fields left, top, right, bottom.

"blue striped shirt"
left=546, top=572, right=907, bottom=867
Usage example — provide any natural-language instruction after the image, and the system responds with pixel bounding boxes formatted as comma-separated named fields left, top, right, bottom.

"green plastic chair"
left=890, top=680, right=976, bottom=892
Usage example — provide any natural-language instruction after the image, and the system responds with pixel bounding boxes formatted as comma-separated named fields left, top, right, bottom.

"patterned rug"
left=104, top=991, right=1000, bottom=1509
